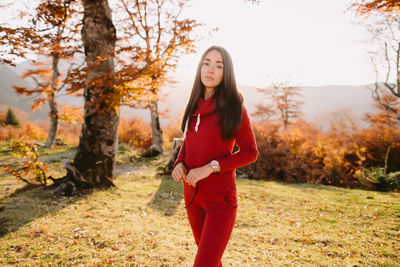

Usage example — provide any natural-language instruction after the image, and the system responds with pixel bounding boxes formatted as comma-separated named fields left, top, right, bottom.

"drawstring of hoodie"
left=182, top=113, right=201, bottom=209
left=183, top=114, right=201, bottom=139
left=195, top=114, right=200, bottom=132
left=184, top=186, right=199, bottom=209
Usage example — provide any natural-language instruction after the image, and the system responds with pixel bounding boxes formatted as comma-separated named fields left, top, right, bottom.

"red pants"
left=184, top=182, right=238, bottom=267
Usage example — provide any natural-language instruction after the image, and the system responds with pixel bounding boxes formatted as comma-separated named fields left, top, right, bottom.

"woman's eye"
left=217, top=65, right=223, bottom=69
left=202, top=62, right=209, bottom=66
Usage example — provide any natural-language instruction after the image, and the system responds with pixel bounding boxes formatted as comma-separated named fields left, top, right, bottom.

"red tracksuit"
left=174, top=96, right=258, bottom=267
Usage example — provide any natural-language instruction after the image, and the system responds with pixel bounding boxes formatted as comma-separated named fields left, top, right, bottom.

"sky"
left=1, top=0, right=374, bottom=88
left=174, top=0, right=374, bottom=87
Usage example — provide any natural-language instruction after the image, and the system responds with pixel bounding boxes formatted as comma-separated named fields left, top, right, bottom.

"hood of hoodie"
left=193, top=96, right=216, bottom=117
left=183, top=97, right=216, bottom=139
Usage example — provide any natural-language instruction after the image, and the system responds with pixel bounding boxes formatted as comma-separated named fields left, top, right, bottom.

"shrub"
left=356, top=167, right=400, bottom=191
left=2, top=140, right=48, bottom=186
left=118, top=117, right=153, bottom=150
left=242, top=120, right=364, bottom=188
left=242, top=121, right=330, bottom=185
left=162, top=117, right=183, bottom=151
left=56, top=121, right=81, bottom=146
left=0, top=123, right=47, bottom=141
left=356, top=125, right=400, bottom=173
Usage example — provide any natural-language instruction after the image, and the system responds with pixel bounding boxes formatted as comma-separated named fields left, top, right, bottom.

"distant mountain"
left=1, top=62, right=377, bottom=128
left=0, top=64, right=49, bottom=121
left=239, top=83, right=376, bottom=127
left=156, top=78, right=376, bottom=128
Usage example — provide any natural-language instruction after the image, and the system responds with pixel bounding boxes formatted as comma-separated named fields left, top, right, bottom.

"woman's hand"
left=172, top=162, right=187, bottom=182
left=186, top=164, right=213, bottom=187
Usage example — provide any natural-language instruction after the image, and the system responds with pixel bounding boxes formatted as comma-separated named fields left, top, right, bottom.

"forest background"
left=0, top=0, right=399, bottom=266
left=1, top=0, right=400, bottom=192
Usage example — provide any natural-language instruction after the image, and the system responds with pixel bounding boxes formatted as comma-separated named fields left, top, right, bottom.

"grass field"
left=0, top=145, right=399, bottom=266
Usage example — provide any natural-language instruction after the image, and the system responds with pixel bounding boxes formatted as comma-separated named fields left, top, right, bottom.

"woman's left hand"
left=186, top=164, right=214, bottom=187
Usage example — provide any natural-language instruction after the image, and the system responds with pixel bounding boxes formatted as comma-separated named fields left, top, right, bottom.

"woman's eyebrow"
left=203, top=58, right=224, bottom=64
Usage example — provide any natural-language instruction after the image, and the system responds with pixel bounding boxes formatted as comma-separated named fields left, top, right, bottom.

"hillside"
left=0, top=149, right=399, bottom=266
left=1, top=62, right=376, bottom=128
left=138, top=80, right=376, bottom=128
left=0, top=64, right=49, bottom=121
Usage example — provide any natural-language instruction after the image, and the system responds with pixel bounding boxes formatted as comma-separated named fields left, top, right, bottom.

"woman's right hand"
left=172, top=162, right=187, bottom=182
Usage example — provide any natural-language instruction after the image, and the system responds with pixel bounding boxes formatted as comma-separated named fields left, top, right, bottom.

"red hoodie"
left=174, top=96, right=258, bottom=191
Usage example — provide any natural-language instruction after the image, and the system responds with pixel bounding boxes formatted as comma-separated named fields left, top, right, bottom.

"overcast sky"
left=175, top=0, right=374, bottom=87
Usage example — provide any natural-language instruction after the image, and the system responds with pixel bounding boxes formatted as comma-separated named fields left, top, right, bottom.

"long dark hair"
left=181, top=46, right=243, bottom=140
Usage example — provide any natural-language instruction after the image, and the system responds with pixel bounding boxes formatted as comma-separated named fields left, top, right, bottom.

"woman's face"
left=200, top=49, right=224, bottom=91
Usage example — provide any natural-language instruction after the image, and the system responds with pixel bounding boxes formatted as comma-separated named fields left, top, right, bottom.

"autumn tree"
left=351, top=0, right=400, bottom=14
left=254, top=81, right=304, bottom=130
left=252, top=102, right=276, bottom=122
left=58, top=0, right=119, bottom=191
left=365, top=91, right=400, bottom=127
left=0, top=1, right=38, bottom=65
left=114, top=0, right=199, bottom=156
left=351, top=2, right=400, bottom=122
left=2, top=0, right=200, bottom=193
left=1, top=0, right=84, bottom=148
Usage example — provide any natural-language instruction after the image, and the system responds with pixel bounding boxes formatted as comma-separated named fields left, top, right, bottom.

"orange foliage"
left=0, top=123, right=47, bottom=141
left=0, top=117, right=81, bottom=146
left=56, top=121, right=81, bottom=146
left=356, top=124, right=400, bottom=172
left=117, top=115, right=183, bottom=151
left=162, top=117, right=183, bottom=150
left=254, top=82, right=303, bottom=130
left=241, top=117, right=399, bottom=188
left=3, top=140, right=48, bottom=186
left=57, top=104, right=84, bottom=125
left=118, top=117, right=153, bottom=150
left=351, top=0, right=400, bottom=15
left=243, top=121, right=334, bottom=186
left=0, top=113, right=5, bottom=125
left=365, top=92, right=400, bottom=128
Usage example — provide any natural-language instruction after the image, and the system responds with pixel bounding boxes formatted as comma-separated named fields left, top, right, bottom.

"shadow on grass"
left=147, top=174, right=184, bottom=216
left=0, top=184, right=80, bottom=237
left=0, top=183, right=119, bottom=238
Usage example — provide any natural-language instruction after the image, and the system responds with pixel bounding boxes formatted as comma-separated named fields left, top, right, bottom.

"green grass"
left=0, top=149, right=399, bottom=266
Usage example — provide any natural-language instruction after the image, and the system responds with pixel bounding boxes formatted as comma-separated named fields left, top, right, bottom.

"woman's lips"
left=204, top=76, right=214, bottom=80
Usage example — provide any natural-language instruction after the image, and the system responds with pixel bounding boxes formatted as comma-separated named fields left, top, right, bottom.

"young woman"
left=171, top=46, right=258, bottom=267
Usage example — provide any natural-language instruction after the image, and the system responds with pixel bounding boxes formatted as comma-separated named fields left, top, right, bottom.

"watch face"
left=210, top=160, right=220, bottom=172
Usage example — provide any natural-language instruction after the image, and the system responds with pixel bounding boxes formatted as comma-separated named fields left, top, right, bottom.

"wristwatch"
left=209, top=160, right=220, bottom=173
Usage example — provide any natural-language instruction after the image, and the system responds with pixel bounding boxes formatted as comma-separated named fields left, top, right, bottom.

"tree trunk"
left=72, top=0, right=118, bottom=187
left=397, top=42, right=400, bottom=96
left=149, top=99, right=163, bottom=153
left=164, top=137, right=183, bottom=173
left=45, top=94, right=58, bottom=148
left=141, top=99, right=163, bottom=157
left=45, top=53, right=60, bottom=148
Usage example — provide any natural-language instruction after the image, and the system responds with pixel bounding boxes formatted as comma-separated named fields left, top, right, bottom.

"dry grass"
left=0, top=149, right=399, bottom=266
